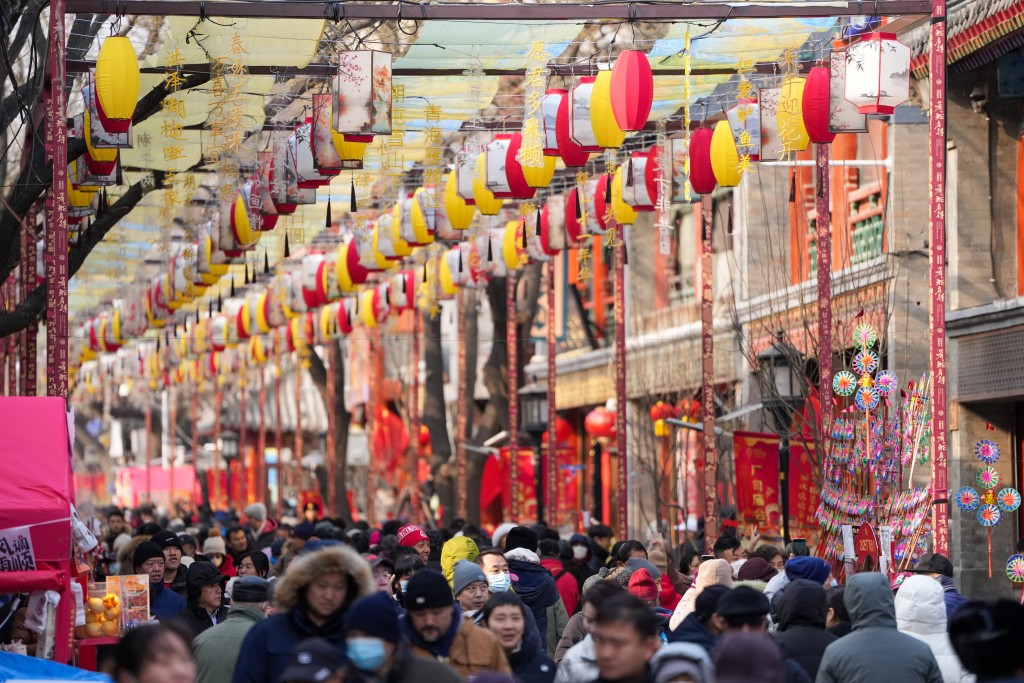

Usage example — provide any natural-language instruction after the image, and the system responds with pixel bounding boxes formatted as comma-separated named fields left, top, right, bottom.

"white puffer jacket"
left=894, top=575, right=975, bottom=683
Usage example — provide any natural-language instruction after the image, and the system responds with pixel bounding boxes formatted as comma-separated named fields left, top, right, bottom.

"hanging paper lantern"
left=802, top=66, right=835, bottom=144
left=688, top=127, right=717, bottom=195
left=445, top=169, right=476, bottom=230
left=565, top=188, right=583, bottom=244
left=503, top=133, right=540, bottom=197
left=622, top=149, right=657, bottom=212
left=94, top=37, right=140, bottom=133
left=439, top=249, right=460, bottom=296
left=542, top=89, right=566, bottom=156
left=590, top=70, right=625, bottom=149
left=502, top=220, right=526, bottom=271
left=249, top=335, right=268, bottom=364
left=710, top=120, right=741, bottom=188
left=844, top=33, right=911, bottom=114
left=409, top=187, right=436, bottom=245
left=390, top=270, right=416, bottom=311
left=472, top=155, right=504, bottom=215
left=370, top=223, right=395, bottom=268
left=336, top=298, right=353, bottom=335
left=778, top=78, right=810, bottom=153
left=231, top=194, right=258, bottom=246
left=725, top=98, right=761, bottom=162
left=347, top=236, right=373, bottom=281
left=568, top=76, right=602, bottom=153
left=485, top=135, right=514, bottom=198
left=332, top=131, right=371, bottom=164
left=83, top=109, right=118, bottom=175
left=610, top=49, right=654, bottom=132
left=584, top=406, right=616, bottom=439
left=555, top=89, right=591, bottom=167
left=610, top=167, right=637, bottom=225
left=301, top=254, right=329, bottom=308
left=521, top=154, right=556, bottom=189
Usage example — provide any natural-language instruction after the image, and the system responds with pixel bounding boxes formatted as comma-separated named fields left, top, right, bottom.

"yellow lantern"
left=777, top=77, right=810, bottom=154
left=438, top=252, right=459, bottom=296
left=254, top=292, right=270, bottom=333
left=232, top=195, right=259, bottom=246
left=204, top=235, right=229, bottom=276
left=319, top=305, right=335, bottom=341
left=472, top=156, right=504, bottom=216
left=370, top=225, right=393, bottom=270
left=590, top=70, right=626, bottom=149
left=331, top=130, right=368, bottom=163
left=521, top=155, right=556, bottom=189
left=389, top=202, right=413, bottom=258
left=444, top=169, right=476, bottom=229
left=610, top=167, right=637, bottom=225
left=710, top=120, right=741, bottom=188
left=359, top=289, right=378, bottom=328
left=67, top=180, right=94, bottom=212
left=84, top=109, right=118, bottom=167
left=249, top=335, right=268, bottom=364
left=410, top=187, right=435, bottom=245
left=502, top=220, right=525, bottom=271
left=335, top=241, right=356, bottom=292
left=94, top=36, right=141, bottom=128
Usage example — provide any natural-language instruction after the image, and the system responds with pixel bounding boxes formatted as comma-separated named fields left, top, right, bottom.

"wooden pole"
left=928, top=0, right=950, bottom=556
left=699, top=195, right=718, bottom=551
left=613, top=221, right=628, bottom=538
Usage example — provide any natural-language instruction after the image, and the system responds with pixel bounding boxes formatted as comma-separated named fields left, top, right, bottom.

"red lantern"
left=593, top=174, right=613, bottom=232
left=336, top=299, right=353, bottom=335
left=610, top=50, right=654, bottom=132
left=345, top=240, right=370, bottom=285
left=802, top=66, right=835, bottom=144
left=585, top=406, right=617, bottom=439
left=688, top=127, right=717, bottom=196
left=565, top=188, right=583, bottom=245
left=556, top=91, right=591, bottom=167
left=504, top=133, right=538, bottom=200
left=540, top=202, right=560, bottom=255
left=418, top=424, right=431, bottom=448
left=542, top=416, right=574, bottom=446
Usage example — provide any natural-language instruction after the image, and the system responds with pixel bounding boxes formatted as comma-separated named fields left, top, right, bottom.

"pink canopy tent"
left=0, top=397, right=75, bottom=664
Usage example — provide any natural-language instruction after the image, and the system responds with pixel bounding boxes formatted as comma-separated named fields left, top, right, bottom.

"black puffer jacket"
left=773, top=579, right=837, bottom=681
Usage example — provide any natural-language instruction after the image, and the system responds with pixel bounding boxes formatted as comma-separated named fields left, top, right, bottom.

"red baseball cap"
left=398, top=524, right=428, bottom=548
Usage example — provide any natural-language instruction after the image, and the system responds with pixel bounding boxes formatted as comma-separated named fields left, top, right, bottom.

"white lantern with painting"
left=843, top=33, right=911, bottom=114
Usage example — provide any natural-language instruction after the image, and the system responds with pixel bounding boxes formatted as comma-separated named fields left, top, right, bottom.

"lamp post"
left=221, top=430, right=239, bottom=510
left=756, top=332, right=804, bottom=545
left=519, top=383, right=549, bottom=524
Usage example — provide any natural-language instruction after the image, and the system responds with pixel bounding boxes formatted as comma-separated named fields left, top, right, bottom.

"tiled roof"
left=905, top=0, right=1024, bottom=76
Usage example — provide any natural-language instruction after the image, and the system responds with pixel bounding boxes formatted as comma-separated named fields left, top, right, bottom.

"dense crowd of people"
left=7, top=502, right=1024, bottom=683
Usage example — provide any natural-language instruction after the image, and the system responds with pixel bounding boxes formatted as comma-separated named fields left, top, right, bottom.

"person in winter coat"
left=586, top=524, right=614, bottom=576
left=556, top=580, right=626, bottom=664
left=244, top=503, right=279, bottom=553
left=503, top=527, right=560, bottom=639
left=203, top=531, right=237, bottom=578
left=442, top=536, right=481, bottom=586
left=650, top=642, right=713, bottom=683
left=772, top=579, right=837, bottom=681
left=667, top=585, right=727, bottom=652
left=713, top=633, right=787, bottom=683
left=343, top=592, right=462, bottom=683
left=909, top=553, right=969, bottom=620
left=570, top=534, right=597, bottom=581
left=193, top=577, right=271, bottom=683
left=540, top=540, right=581, bottom=616
left=669, top=558, right=732, bottom=631
left=399, top=569, right=511, bottom=679
left=176, top=560, right=231, bottom=638
left=232, top=545, right=375, bottom=683
left=816, top=573, right=944, bottom=683
left=133, top=541, right=186, bottom=620
left=151, top=530, right=188, bottom=598
left=894, top=575, right=974, bottom=683
left=483, top=592, right=556, bottom=683
left=587, top=593, right=662, bottom=683
left=647, top=550, right=681, bottom=612
left=948, top=600, right=1024, bottom=683
left=825, top=586, right=851, bottom=638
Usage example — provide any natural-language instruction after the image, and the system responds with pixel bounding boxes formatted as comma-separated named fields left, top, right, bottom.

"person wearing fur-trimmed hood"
left=231, top=545, right=375, bottom=683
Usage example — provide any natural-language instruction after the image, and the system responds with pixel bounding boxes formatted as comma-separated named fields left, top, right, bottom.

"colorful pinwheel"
left=956, top=486, right=980, bottom=511
left=978, top=504, right=1001, bottom=527
left=975, top=439, right=1001, bottom=465
left=977, top=466, right=1001, bottom=490
left=875, top=370, right=898, bottom=397
left=1006, top=554, right=1024, bottom=583
left=852, top=323, right=877, bottom=350
left=996, top=488, right=1021, bottom=512
left=833, top=371, right=857, bottom=397
left=855, top=386, right=879, bottom=411
left=852, top=350, right=879, bottom=376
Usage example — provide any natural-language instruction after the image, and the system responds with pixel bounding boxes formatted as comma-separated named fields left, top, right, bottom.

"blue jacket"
left=666, top=613, right=716, bottom=652
left=507, top=621, right=556, bottom=683
left=937, top=575, right=968, bottom=620
left=150, top=582, right=186, bottom=620
left=231, top=608, right=347, bottom=683
left=506, top=555, right=559, bottom=638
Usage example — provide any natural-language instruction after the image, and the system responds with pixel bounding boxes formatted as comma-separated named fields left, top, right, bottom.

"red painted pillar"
left=546, top=260, right=558, bottom=527
left=44, top=0, right=68, bottom=400
left=613, top=220, right=628, bottom=538
left=326, top=342, right=337, bottom=515
left=409, top=311, right=422, bottom=523
left=816, top=142, right=833, bottom=434
left=700, top=195, right=718, bottom=551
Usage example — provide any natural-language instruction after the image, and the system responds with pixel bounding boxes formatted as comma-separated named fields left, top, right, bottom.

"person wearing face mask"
left=400, top=569, right=511, bottom=679
left=483, top=592, right=556, bottom=683
left=453, top=560, right=490, bottom=620
left=570, top=534, right=596, bottom=580
left=477, top=549, right=544, bottom=646
left=343, top=591, right=462, bottom=683
left=501, top=527, right=561, bottom=649
left=202, top=531, right=237, bottom=578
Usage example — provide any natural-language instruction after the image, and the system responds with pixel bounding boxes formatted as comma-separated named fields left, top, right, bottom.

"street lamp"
left=756, top=331, right=804, bottom=545
left=221, top=430, right=239, bottom=510
left=519, top=383, right=549, bottom=524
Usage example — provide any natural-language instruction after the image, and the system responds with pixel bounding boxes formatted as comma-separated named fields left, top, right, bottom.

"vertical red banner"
left=507, top=274, right=519, bottom=521
left=409, top=310, right=422, bottom=523
left=44, top=0, right=68, bottom=399
left=929, top=0, right=949, bottom=555
left=20, top=206, right=37, bottom=396
left=546, top=262, right=558, bottom=526
left=326, top=343, right=337, bottom=515
left=787, top=438, right=821, bottom=546
left=815, top=143, right=833, bottom=434
left=733, top=432, right=782, bottom=537
left=700, top=195, right=717, bottom=550
left=613, top=222, right=628, bottom=538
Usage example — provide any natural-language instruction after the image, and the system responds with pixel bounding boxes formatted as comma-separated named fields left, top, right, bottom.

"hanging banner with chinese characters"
left=518, top=41, right=549, bottom=170
left=734, top=431, right=820, bottom=542
left=0, top=525, right=37, bottom=572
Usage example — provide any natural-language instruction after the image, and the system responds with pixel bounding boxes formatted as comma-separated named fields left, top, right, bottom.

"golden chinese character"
left=164, top=70, right=186, bottom=92
left=523, top=66, right=547, bottom=89
left=736, top=154, right=753, bottom=175
left=163, top=145, right=185, bottom=161
left=161, top=120, right=186, bottom=141
left=425, top=105, right=441, bottom=122
left=165, top=48, right=186, bottom=69
left=526, top=40, right=550, bottom=65
left=229, top=32, right=250, bottom=55
left=737, top=80, right=754, bottom=100
left=162, top=96, right=187, bottom=119
left=393, top=84, right=405, bottom=102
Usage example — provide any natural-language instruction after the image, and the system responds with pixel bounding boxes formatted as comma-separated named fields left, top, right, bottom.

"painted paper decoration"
left=623, top=149, right=656, bottom=211
left=853, top=323, right=878, bottom=349
left=503, top=133, right=539, bottom=198
left=311, top=93, right=344, bottom=174
left=829, top=49, right=869, bottom=133
left=456, top=151, right=478, bottom=204
left=758, top=87, right=783, bottom=161
left=855, top=386, right=879, bottom=411
left=955, top=486, right=979, bottom=511
left=710, top=120, right=740, bottom=188
left=852, top=350, right=879, bottom=375
left=556, top=89, right=591, bottom=167
left=726, top=98, right=761, bottom=162
left=292, top=123, right=331, bottom=189
left=977, top=466, right=1001, bottom=490
left=610, top=49, right=654, bottom=132
left=485, top=135, right=514, bottom=198
left=833, top=371, right=857, bottom=396
left=688, top=127, right=717, bottom=196
left=542, top=89, right=567, bottom=156
left=1007, top=554, right=1024, bottom=582
left=568, top=76, right=602, bottom=152
left=977, top=504, right=1001, bottom=527
left=777, top=78, right=810, bottom=153
left=590, top=70, right=626, bottom=149
left=996, top=488, right=1021, bottom=512
left=875, top=370, right=898, bottom=396
left=473, top=155, right=505, bottom=215
left=844, top=33, right=911, bottom=114
left=802, top=66, right=836, bottom=144
left=975, top=439, right=1001, bottom=464
left=333, top=50, right=393, bottom=135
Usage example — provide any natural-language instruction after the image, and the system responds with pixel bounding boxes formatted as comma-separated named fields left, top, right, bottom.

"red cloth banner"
left=734, top=431, right=820, bottom=543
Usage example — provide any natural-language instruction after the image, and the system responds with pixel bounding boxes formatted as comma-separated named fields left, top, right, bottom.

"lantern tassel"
left=487, top=234, right=493, bottom=262
left=536, top=206, right=542, bottom=237
left=208, top=301, right=213, bottom=318
left=217, top=291, right=222, bottom=313
left=244, top=261, right=250, bottom=285
left=350, top=177, right=357, bottom=213
left=789, top=171, right=796, bottom=203
left=604, top=175, right=612, bottom=204
left=575, top=190, right=582, bottom=219
left=384, top=287, right=390, bottom=306
left=230, top=277, right=236, bottom=297
left=626, top=159, right=634, bottom=186
left=264, top=249, right=270, bottom=275
left=521, top=219, right=527, bottom=249
left=458, top=250, right=463, bottom=274
left=623, top=242, right=628, bottom=266
left=325, top=197, right=332, bottom=228
left=284, top=231, right=290, bottom=258
left=423, top=264, right=428, bottom=283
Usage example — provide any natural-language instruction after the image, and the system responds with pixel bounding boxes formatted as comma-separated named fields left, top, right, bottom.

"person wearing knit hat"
left=784, top=556, right=831, bottom=586
left=400, top=570, right=511, bottom=679
left=193, top=576, right=271, bottom=683
left=715, top=586, right=771, bottom=632
left=503, top=526, right=538, bottom=554
left=502, top=527, right=559, bottom=642
left=669, top=558, right=733, bottom=631
left=133, top=541, right=186, bottom=620
left=627, top=568, right=660, bottom=607
left=344, top=592, right=463, bottom=683
left=202, top=532, right=236, bottom=578
left=245, top=502, right=280, bottom=553
left=647, top=549, right=682, bottom=612
left=398, top=524, right=431, bottom=564
left=737, top=557, right=778, bottom=584
left=452, top=560, right=489, bottom=618
left=276, top=521, right=314, bottom=578
left=151, top=530, right=188, bottom=598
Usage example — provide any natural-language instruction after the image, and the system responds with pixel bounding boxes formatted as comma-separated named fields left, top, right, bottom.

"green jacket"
left=193, top=604, right=266, bottom=683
